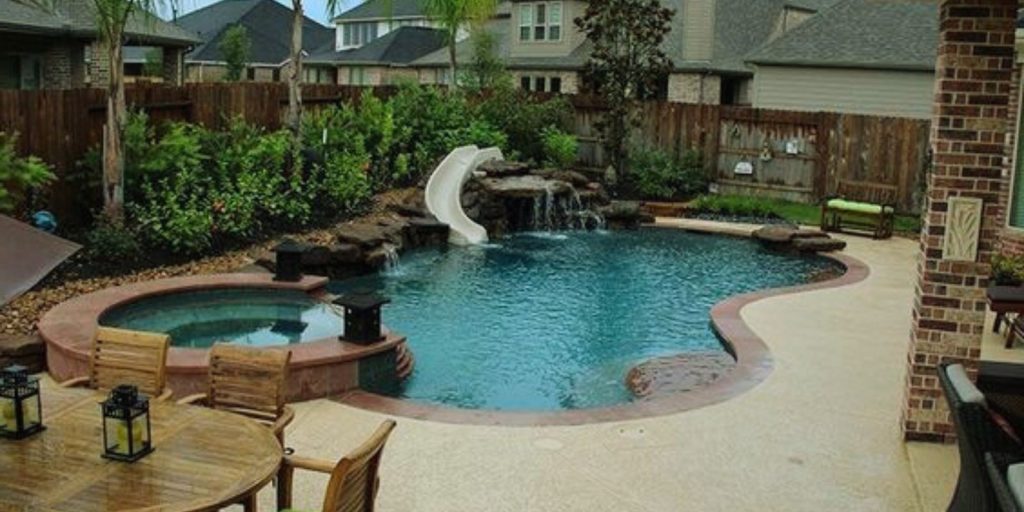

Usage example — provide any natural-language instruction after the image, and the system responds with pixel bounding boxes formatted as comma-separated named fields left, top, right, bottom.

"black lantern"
left=101, top=385, right=153, bottom=462
left=0, top=365, right=44, bottom=440
left=273, top=238, right=306, bottom=282
left=334, top=290, right=390, bottom=345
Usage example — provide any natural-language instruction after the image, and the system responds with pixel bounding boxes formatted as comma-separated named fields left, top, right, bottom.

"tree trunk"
left=102, top=36, right=126, bottom=223
left=286, top=0, right=303, bottom=140
left=448, top=40, right=457, bottom=86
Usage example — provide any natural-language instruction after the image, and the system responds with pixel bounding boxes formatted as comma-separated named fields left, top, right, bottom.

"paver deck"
left=209, top=223, right=962, bottom=510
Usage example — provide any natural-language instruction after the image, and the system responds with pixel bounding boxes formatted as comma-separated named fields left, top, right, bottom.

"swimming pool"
left=331, top=228, right=839, bottom=411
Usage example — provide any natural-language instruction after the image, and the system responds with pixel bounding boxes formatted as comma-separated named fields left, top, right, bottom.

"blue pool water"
left=100, top=288, right=344, bottom=348
left=330, top=229, right=840, bottom=411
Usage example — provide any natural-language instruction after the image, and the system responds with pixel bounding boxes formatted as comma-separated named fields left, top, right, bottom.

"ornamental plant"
left=0, top=132, right=55, bottom=213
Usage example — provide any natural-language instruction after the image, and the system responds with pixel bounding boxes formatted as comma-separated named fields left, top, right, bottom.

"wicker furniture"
left=939, top=362, right=1024, bottom=512
left=986, top=452, right=1024, bottom=512
left=0, top=385, right=282, bottom=511
left=60, top=326, right=173, bottom=400
left=277, top=420, right=397, bottom=512
left=820, top=180, right=896, bottom=239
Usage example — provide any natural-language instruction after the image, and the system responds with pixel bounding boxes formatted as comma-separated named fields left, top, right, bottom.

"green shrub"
left=992, top=253, right=1024, bottom=286
left=474, top=81, right=573, bottom=163
left=689, top=195, right=779, bottom=218
left=541, top=127, right=578, bottom=169
left=390, top=82, right=472, bottom=181
left=0, top=132, right=55, bottom=213
left=626, top=147, right=706, bottom=200
left=440, top=119, right=508, bottom=155
left=85, top=221, right=141, bottom=261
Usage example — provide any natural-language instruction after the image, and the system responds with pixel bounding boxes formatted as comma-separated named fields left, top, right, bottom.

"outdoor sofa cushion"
left=947, top=363, right=986, bottom=405
left=825, top=199, right=895, bottom=215
left=1007, top=463, right=1024, bottom=509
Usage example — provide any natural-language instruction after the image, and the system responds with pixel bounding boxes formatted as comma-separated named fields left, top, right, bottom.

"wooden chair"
left=178, top=344, right=294, bottom=444
left=60, top=326, right=172, bottom=401
left=277, top=420, right=397, bottom=512
left=820, top=180, right=897, bottom=239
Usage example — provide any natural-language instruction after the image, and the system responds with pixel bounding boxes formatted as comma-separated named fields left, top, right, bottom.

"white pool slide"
left=425, top=145, right=503, bottom=245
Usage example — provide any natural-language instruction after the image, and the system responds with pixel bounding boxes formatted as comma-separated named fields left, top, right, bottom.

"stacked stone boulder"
left=752, top=225, right=847, bottom=253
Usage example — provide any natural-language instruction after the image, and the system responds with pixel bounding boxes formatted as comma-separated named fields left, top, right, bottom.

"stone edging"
left=335, top=230, right=871, bottom=427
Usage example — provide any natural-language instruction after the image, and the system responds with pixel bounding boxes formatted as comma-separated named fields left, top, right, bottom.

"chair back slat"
left=208, top=344, right=290, bottom=421
left=323, top=420, right=397, bottom=512
left=90, top=327, right=170, bottom=397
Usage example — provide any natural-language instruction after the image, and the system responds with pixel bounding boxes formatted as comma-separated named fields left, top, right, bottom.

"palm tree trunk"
left=287, top=0, right=303, bottom=140
left=102, top=36, right=126, bottom=223
left=448, top=39, right=456, bottom=86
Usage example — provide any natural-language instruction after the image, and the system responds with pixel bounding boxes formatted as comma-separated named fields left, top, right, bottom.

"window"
left=534, top=76, right=546, bottom=92
left=246, top=67, right=255, bottom=81
left=272, top=68, right=281, bottom=81
left=519, top=5, right=532, bottom=41
left=550, top=76, right=561, bottom=93
left=349, top=67, right=367, bottom=86
left=519, top=2, right=562, bottom=42
left=0, top=55, right=41, bottom=90
left=1012, top=95, right=1024, bottom=227
left=343, top=22, right=379, bottom=47
left=520, top=75, right=531, bottom=90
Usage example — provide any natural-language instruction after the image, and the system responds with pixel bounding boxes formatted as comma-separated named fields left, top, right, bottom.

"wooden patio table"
left=0, top=385, right=282, bottom=511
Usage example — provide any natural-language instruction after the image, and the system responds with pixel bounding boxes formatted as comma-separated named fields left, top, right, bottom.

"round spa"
left=38, top=274, right=408, bottom=401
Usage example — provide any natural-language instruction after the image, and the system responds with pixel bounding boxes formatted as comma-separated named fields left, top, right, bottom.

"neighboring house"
left=0, top=0, right=199, bottom=89
left=307, top=26, right=447, bottom=86
left=406, top=0, right=840, bottom=102
left=174, top=0, right=334, bottom=83
left=332, top=0, right=443, bottom=51
left=746, top=0, right=939, bottom=119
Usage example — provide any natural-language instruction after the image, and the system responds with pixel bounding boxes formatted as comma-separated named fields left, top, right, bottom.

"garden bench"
left=820, top=180, right=896, bottom=239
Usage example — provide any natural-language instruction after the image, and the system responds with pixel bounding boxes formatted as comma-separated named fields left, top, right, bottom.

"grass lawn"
left=689, top=195, right=922, bottom=234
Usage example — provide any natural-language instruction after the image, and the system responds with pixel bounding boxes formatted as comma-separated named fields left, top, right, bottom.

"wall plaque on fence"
left=942, top=196, right=984, bottom=262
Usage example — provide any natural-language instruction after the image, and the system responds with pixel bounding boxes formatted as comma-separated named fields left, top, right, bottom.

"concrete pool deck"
left=214, top=220, right=959, bottom=512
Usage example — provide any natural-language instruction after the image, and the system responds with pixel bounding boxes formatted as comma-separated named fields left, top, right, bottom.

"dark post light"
left=101, top=385, right=153, bottom=462
left=0, top=365, right=44, bottom=440
left=334, top=290, right=390, bottom=345
left=274, top=238, right=306, bottom=282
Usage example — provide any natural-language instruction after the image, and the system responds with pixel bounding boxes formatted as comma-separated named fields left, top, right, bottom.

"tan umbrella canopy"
left=0, top=215, right=80, bottom=306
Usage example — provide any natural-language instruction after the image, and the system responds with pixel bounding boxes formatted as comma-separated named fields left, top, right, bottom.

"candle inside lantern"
left=1, top=398, right=15, bottom=431
left=108, top=417, right=145, bottom=455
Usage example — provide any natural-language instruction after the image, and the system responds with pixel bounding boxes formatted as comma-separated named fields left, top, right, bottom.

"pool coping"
left=334, top=225, right=870, bottom=427
left=38, top=273, right=404, bottom=379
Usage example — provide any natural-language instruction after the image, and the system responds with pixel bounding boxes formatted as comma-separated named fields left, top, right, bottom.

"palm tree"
left=286, top=0, right=304, bottom=141
left=90, top=0, right=172, bottom=221
left=421, top=0, right=496, bottom=84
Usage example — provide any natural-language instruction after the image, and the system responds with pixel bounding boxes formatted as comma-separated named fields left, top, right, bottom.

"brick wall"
left=903, top=0, right=1017, bottom=442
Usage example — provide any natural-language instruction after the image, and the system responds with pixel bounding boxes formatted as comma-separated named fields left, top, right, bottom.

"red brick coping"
left=38, top=273, right=405, bottom=401
left=336, top=251, right=870, bottom=426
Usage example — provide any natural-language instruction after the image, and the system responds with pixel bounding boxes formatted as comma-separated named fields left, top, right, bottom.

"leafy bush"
left=689, top=195, right=779, bottom=218
left=85, top=221, right=142, bottom=261
left=626, top=147, right=706, bottom=200
left=992, top=253, right=1024, bottom=286
left=541, top=127, right=578, bottom=169
left=390, top=82, right=472, bottom=182
left=474, top=81, right=573, bottom=163
left=0, top=132, right=55, bottom=213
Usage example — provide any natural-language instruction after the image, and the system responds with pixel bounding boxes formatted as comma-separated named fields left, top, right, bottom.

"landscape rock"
left=792, top=237, right=847, bottom=252
left=477, top=160, right=532, bottom=177
left=752, top=225, right=797, bottom=243
left=479, top=176, right=574, bottom=198
left=336, top=224, right=388, bottom=249
left=236, top=263, right=272, bottom=274
left=626, top=352, right=736, bottom=398
left=0, top=333, right=46, bottom=373
left=301, top=245, right=333, bottom=266
left=329, top=243, right=362, bottom=264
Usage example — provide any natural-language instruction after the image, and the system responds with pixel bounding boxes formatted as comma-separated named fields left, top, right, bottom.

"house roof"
left=333, top=0, right=426, bottom=21
left=307, top=26, right=447, bottom=65
left=411, top=0, right=842, bottom=75
left=175, top=0, right=334, bottom=65
left=0, top=0, right=200, bottom=46
left=746, top=0, right=939, bottom=72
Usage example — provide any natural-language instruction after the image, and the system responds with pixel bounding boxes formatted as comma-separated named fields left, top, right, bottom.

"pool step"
left=395, top=342, right=415, bottom=380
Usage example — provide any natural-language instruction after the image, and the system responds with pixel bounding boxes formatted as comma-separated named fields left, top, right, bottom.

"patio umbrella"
left=0, top=215, right=80, bottom=306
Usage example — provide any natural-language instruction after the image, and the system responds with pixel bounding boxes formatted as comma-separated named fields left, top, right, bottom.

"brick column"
left=162, top=47, right=185, bottom=86
left=903, top=0, right=1016, bottom=442
left=87, top=41, right=110, bottom=87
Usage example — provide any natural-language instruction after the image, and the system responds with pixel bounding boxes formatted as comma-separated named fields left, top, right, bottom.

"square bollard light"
left=273, top=238, right=306, bottom=283
left=334, top=290, right=390, bottom=345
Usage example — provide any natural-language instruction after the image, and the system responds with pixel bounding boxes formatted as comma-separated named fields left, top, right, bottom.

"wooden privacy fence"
left=0, top=82, right=396, bottom=220
left=0, top=83, right=930, bottom=220
left=570, top=97, right=931, bottom=213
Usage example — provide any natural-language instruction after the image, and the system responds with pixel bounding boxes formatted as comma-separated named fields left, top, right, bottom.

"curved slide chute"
left=425, top=145, right=503, bottom=245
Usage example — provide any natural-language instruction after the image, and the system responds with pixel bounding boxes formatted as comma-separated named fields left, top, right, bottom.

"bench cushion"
left=1008, top=463, right=1024, bottom=509
left=826, top=199, right=894, bottom=215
